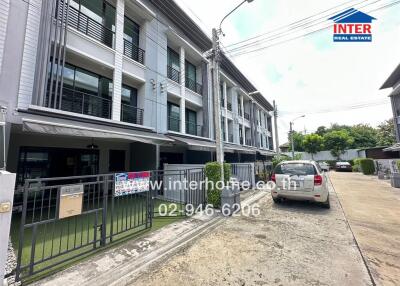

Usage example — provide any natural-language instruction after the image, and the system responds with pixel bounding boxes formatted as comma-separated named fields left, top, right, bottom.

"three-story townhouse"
left=0, top=0, right=275, bottom=187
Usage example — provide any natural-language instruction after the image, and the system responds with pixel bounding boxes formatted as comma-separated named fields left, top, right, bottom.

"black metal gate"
left=14, top=168, right=205, bottom=281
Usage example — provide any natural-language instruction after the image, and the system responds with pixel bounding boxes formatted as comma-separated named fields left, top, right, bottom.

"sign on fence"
left=59, top=184, right=84, bottom=219
left=115, top=171, right=150, bottom=197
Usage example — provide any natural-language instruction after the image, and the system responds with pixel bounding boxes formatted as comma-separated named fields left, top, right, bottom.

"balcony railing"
left=167, top=66, right=180, bottom=83
left=227, top=102, right=232, bottom=111
left=48, top=87, right=112, bottom=119
left=239, top=136, right=244, bottom=144
left=168, top=116, right=180, bottom=132
left=228, top=134, right=233, bottom=143
left=186, top=122, right=203, bottom=136
left=185, top=76, right=202, bottom=94
left=246, top=139, right=252, bottom=146
left=123, top=39, right=145, bottom=65
left=63, top=2, right=115, bottom=48
left=244, top=112, right=250, bottom=120
left=121, top=103, right=144, bottom=125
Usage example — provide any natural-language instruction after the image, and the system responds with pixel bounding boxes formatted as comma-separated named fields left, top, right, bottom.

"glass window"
left=185, top=60, right=196, bottom=81
left=168, top=102, right=180, bottom=132
left=275, top=163, right=317, bottom=176
left=121, top=85, right=138, bottom=106
left=75, top=68, right=99, bottom=95
left=124, top=17, right=140, bottom=46
left=167, top=48, right=180, bottom=71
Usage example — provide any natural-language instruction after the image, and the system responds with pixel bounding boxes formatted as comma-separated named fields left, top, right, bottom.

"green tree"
left=288, top=131, right=305, bottom=152
left=323, top=130, right=353, bottom=159
left=303, top=134, right=323, bottom=159
left=348, top=124, right=378, bottom=148
left=315, top=126, right=327, bottom=137
left=376, top=119, right=396, bottom=146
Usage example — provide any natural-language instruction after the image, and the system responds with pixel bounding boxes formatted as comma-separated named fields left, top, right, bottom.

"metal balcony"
left=123, top=39, right=145, bottom=64
left=63, top=2, right=115, bottom=48
left=167, top=66, right=180, bottom=84
left=49, top=87, right=112, bottom=119
left=168, top=116, right=180, bottom=132
left=185, top=76, right=202, bottom=94
left=186, top=122, right=203, bottom=136
left=227, top=102, right=232, bottom=111
left=121, top=104, right=144, bottom=125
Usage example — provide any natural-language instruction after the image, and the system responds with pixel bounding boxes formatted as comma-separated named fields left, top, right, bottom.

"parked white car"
left=319, top=161, right=330, bottom=172
left=271, top=160, right=330, bottom=208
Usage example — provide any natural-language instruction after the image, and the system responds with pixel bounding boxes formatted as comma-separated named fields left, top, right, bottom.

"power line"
left=227, top=0, right=386, bottom=55
left=229, top=0, right=400, bottom=57
left=224, top=0, right=372, bottom=53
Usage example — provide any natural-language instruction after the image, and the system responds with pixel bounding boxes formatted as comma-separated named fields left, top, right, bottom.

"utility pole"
left=209, top=0, right=254, bottom=181
left=273, top=100, right=280, bottom=158
left=289, top=115, right=305, bottom=159
left=211, top=28, right=224, bottom=181
left=290, top=122, right=295, bottom=159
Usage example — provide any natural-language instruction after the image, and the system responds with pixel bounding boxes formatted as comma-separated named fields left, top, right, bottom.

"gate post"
left=1, top=171, right=16, bottom=283
left=101, top=175, right=108, bottom=247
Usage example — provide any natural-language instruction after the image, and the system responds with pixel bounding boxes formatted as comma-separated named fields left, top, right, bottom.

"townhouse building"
left=0, top=0, right=275, bottom=187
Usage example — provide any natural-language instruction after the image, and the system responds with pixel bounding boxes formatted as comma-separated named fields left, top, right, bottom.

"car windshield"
left=275, top=163, right=316, bottom=176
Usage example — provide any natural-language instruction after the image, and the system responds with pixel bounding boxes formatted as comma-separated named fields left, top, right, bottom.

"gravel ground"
left=129, top=184, right=372, bottom=286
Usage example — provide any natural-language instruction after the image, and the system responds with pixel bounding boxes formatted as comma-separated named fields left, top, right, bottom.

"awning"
left=383, top=143, right=400, bottom=152
left=168, top=135, right=216, bottom=151
left=258, top=150, right=276, bottom=156
left=22, top=118, right=173, bottom=145
left=224, top=143, right=256, bottom=154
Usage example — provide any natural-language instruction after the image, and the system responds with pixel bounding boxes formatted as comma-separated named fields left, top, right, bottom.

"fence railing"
left=121, top=104, right=144, bottom=125
left=14, top=168, right=206, bottom=281
left=231, top=163, right=255, bottom=187
left=185, top=77, right=202, bottom=94
left=168, top=116, right=180, bottom=132
left=47, top=87, right=112, bottom=119
left=227, top=102, right=232, bottom=111
left=167, top=66, right=180, bottom=83
left=123, top=39, right=145, bottom=64
left=186, top=122, right=203, bottom=137
left=63, top=2, right=115, bottom=48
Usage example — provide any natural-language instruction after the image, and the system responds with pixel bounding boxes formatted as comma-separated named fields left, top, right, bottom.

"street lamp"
left=290, top=115, right=305, bottom=159
left=210, top=0, right=254, bottom=181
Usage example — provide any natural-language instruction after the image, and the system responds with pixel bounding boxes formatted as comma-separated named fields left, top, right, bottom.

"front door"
left=109, top=150, right=126, bottom=172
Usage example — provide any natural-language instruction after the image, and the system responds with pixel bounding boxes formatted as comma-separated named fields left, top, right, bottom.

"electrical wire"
left=229, top=0, right=400, bottom=57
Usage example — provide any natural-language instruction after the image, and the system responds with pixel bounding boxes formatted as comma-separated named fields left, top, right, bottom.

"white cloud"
left=177, top=0, right=400, bottom=144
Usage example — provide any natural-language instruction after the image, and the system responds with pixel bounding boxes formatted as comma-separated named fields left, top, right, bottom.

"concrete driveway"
left=129, top=183, right=372, bottom=285
left=330, top=172, right=400, bottom=286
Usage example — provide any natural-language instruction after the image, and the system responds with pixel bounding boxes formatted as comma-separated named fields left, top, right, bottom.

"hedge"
left=359, top=158, right=375, bottom=175
left=204, top=162, right=231, bottom=208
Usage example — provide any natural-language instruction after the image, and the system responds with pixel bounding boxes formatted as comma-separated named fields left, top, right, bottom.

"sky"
left=176, top=0, right=400, bottom=145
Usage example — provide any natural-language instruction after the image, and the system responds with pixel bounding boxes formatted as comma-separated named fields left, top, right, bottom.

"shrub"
left=352, top=158, right=363, bottom=172
left=359, top=159, right=375, bottom=175
left=204, top=162, right=231, bottom=208
left=396, top=161, right=400, bottom=172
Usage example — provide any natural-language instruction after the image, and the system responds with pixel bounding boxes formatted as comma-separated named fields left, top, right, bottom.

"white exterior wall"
left=16, top=0, right=41, bottom=109
left=0, top=0, right=10, bottom=74
left=283, top=149, right=364, bottom=161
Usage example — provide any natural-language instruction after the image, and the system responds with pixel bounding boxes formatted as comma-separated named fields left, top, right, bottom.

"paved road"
left=130, top=183, right=372, bottom=286
left=330, top=172, right=400, bottom=286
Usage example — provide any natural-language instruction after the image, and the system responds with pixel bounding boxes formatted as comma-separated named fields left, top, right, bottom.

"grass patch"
left=11, top=197, right=184, bottom=284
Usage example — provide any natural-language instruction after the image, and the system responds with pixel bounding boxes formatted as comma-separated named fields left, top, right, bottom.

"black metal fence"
left=185, top=77, right=202, bottom=94
left=167, top=66, right=180, bottom=83
left=123, top=39, right=145, bottom=65
left=121, top=103, right=144, bottom=125
left=14, top=168, right=205, bottom=281
left=65, top=4, right=115, bottom=48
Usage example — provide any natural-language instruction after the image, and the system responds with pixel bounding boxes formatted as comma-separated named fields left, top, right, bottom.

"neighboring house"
left=0, top=0, right=275, bottom=187
left=380, top=63, right=400, bottom=152
left=279, top=142, right=290, bottom=153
